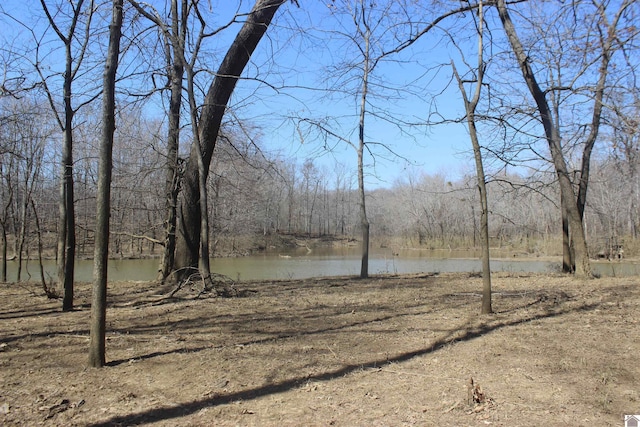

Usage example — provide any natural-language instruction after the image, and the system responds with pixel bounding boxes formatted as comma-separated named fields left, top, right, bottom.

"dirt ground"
left=1, top=272, right=639, bottom=426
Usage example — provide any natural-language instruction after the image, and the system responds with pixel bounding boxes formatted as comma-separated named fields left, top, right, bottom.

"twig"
left=326, top=344, right=339, bottom=359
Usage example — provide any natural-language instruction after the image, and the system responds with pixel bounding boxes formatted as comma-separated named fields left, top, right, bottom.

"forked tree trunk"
left=563, top=1, right=621, bottom=274
left=497, top=0, right=592, bottom=278
left=174, top=0, right=286, bottom=278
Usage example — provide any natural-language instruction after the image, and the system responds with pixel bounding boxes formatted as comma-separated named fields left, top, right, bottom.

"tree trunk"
left=59, top=77, right=76, bottom=311
left=174, top=0, right=286, bottom=277
left=357, top=19, right=371, bottom=280
left=39, top=0, right=89, bottom=310
left=478, top=174, right=492, bottom=314
left=88, top=0, right=123, bottom=368
left=0, top=183, right=10, bottom=283
left=1, top=224, right=6, bottom=282
left=184, top=25, right=213, bottom=286
left=16, top=184, right=29, bottom=282
left=497, top=0, right=591, bottom=278
left=360, top=221, right=369, bottom=278
left=31, top=199, right=49, bottom=295
left=561, top=195, right=574, bottom=273
left=451, top=0, right=492, bottom=314
left=196, top=135, right=212, bottom=284
left=158, top=0, right=186, bottom=284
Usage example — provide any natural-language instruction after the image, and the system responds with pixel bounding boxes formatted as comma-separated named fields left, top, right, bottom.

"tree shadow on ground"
left=104, top=299, right=456, bottom=367
left=103, top=285, right=482, bottom=367
left=0, top=306, right=62, bottom=320
left=88, top=298, right=598, bottom=427
left=1, top=289, right=448, bottom=350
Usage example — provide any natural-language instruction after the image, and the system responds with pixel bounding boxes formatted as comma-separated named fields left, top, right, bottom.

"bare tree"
left=88, top=0, right=124, bottom=368
left=355, top=3, right=371, bottom=278
left=451, top=1, right=492, bottom=314
left=0, top=98, right=53, bottom=282
left=574, top=0, right=635, bottom=258
left=0, top=105, right=17, bottom=282
left=38, top=0, right=98, bottom=308
left=17, top=0, right=99, bottom=309
left=159, top=0, right=186, bottom=283
left=126, top=0, right=193, bottom=283
left=495, top=0, right=635, bottom=277
left=297, top=0, right=417, bottom=278
left=141, top=0, right=187, bottom=283
left=496, top=0, right=589, bottom=277
left=607, top=91, right=640, bottom=238
left=174, top=0, right=290, bottom=279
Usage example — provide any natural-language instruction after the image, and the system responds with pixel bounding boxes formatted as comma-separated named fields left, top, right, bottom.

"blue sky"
left=1, top=0, right=496, bottom=187
left=4, top=0, right=636, bottom=197
left=217, top=0, right=482, bottom=187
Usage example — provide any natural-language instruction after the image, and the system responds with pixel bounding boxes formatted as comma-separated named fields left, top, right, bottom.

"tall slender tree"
left=297, top=0, right=417, bottom=278
left=451, top=0, right=492, bottom=313
left=126, top=0, right=189, bottom=283
left=35, top=0, right=97, bottom=310
left=159, top=0, right=186, bottom=283
left=88, top=0, right=124, bottom=368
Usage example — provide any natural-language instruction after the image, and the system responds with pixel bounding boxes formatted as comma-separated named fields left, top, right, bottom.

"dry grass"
left=1, top=272, right=639, bottom=426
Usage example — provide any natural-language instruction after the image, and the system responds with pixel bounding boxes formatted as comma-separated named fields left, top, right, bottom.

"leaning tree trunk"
left=174, top=0, right=286, bottom=278
left=88, top=0, right=123, bottom=368
left=497, top=0, right=591, bottom=278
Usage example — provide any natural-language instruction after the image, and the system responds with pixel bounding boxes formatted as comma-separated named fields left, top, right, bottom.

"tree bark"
left=59, top=62, right=76, bottom=311
left=357, top=8, right=371, bottom=280
left=174, top=0, right=286, bottom=277
left=88, top=0, right=123, bottom=368
left=561, top=193, right=574, bottom=273
left=1, top=225, right=6, bottom=283
left=158, top=0, right=186, bottom=284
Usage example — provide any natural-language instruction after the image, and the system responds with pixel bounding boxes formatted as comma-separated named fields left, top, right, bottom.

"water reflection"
left=4, top=248, right=639, bottom=282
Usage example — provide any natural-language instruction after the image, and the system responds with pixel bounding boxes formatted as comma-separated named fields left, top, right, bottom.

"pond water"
left=5, top=247, right=639, bottom=282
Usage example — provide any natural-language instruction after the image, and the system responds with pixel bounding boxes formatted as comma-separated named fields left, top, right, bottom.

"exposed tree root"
left=159, top=268, right=238, bottom=300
